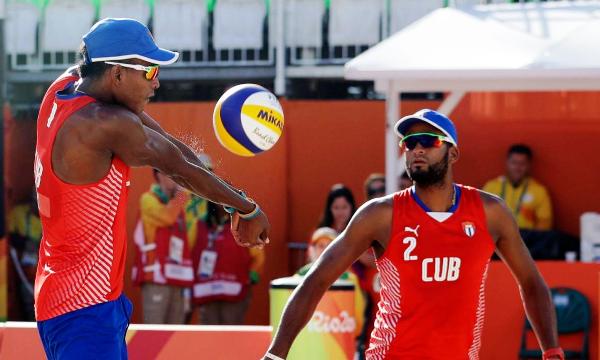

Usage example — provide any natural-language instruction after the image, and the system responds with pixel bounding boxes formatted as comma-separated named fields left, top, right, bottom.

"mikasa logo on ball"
left=257, top=109, right=283, bottom=130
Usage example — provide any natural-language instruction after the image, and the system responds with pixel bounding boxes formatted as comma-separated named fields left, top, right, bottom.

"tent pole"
left=438, top=91, right=465, bottom=116
left=385, top=81, right=399, bottom=194
left=274, top=0, right=286, bottom=95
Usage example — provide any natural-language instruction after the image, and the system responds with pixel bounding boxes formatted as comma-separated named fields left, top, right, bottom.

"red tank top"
left=366, top=185, right=495, bottom=360
left=34, top=73, right=131, bottom=321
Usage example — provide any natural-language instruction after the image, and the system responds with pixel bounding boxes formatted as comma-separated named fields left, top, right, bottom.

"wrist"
left=238, top=199, right=261, bottom=220
left=543, top=347, right=564, bottom=360
left=223, top=190, right=252, bottom=214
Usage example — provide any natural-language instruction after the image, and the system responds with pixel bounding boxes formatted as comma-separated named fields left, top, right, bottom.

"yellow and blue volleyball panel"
left=213, top=84, right=284, bottom=157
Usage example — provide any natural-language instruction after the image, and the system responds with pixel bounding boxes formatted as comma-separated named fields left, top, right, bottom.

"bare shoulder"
left=53, top=102, right=142, bottom=183
left=70, top=103, right=143, bottom=140
left=357, top=194, right=394, bottom=221
left=58, top=102, right=145, bottom=160
left=476, top=189, right=516, bottom=241
left=77, top=102, right=140, bottom=127
left=352, top=194, right=395, bottom=252
left=477, top=189, right=509, bottom=214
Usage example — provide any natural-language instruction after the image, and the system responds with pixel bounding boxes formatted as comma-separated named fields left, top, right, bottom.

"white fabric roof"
left=345, top=1, right=600, bottom=91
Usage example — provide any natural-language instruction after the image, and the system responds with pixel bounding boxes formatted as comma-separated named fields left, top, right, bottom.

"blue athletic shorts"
left=37, top=293, right=133, bottom=360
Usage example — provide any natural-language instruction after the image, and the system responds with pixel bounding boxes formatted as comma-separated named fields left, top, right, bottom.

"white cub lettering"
left=421, top=257, right=461, bottom=282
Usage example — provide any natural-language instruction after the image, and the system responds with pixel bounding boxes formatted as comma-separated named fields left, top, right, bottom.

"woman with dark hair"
left=318, top=184, right=356, bottom=233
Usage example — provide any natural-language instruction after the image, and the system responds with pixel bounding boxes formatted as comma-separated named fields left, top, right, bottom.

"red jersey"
left=366, top=185, right=495, bottom=360
left=34, top=73, right=131, bottom=321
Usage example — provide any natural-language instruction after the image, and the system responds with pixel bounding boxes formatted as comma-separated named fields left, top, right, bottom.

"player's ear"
left=449, top=145, right=459, bottom=164
left=110, top=65, right=122, bottom=84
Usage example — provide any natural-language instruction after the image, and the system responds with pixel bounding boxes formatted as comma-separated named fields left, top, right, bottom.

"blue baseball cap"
left=394, top=109, right=458, bottom=146
left=83, top=18, right=179, bottom=65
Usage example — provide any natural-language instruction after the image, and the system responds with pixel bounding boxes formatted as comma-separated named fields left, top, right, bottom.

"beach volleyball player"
left=264, top=110, right=563, bottom=360
left=34, top=18, right=269, bottom=359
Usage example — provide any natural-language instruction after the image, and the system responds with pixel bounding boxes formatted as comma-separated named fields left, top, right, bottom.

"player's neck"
left=75, top=79, right=114, bottom=104
left=507, top=175, right=528, bottom=188
left=414, top=179, right=455, bottom=212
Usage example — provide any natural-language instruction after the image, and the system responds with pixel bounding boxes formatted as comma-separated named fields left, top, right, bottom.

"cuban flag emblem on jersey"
left=462, top=222, right=475, bottom=237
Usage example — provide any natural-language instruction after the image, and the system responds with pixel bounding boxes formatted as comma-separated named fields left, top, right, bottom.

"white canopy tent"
left=344, top=1, right=600, bottom=192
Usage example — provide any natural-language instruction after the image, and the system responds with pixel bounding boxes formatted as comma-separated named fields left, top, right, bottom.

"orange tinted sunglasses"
left=105, top=61, right=160, bottom=81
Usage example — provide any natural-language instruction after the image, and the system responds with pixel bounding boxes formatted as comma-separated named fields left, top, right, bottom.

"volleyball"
left=213, top=84, right=284, bottom=157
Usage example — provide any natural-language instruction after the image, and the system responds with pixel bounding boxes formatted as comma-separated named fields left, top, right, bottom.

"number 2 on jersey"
left=403, top=237, right=418, bottom=261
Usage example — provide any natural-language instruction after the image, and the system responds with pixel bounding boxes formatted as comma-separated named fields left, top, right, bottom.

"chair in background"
left=6, top=0, right=41, bottom=69
left=99, top=0, right=151, bottom=26
left=42, top=0, right=96, bottom=68
left=519, top=287, right=590, bottom=359
left=153, top=0, right=208, bottom=64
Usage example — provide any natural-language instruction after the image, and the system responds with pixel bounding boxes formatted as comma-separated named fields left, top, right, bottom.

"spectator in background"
left=192, top=201, right=265, bottom=325
left=483, top=144, right=553, bottom=230
left=363, top=172, right=412, bottom=201
left=318, top=184, right=356, bottom=233
left=296, top=227, right=365, bottom=342
left=7, top=191, right=42, bottom=321
left=318, top=187, right=365, bottom=352
left=133, top=169, right=194, bottom=324
left=364, top=173, right=386, bottom=201
left=185, top=154, right=213, bottom=244
left=183, top=153, right=213, bottom=322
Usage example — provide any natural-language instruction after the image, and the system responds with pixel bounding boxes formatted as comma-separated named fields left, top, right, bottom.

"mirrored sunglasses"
left=400, top=132, right=452, bottom=151
left=105, top=61, right=160, bottom=81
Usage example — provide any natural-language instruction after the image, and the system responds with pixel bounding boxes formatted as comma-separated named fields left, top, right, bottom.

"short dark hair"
left=77, top=44, right=111, bottom=79
left=364, top=173, right=385, bottom=195
left=507, top=144, right=533, bottom=160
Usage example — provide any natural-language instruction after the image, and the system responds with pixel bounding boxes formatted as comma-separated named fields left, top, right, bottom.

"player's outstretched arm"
left=265, top=198, right=392, bottom=359
left=482, top=192, right=562, bottom=359
left=138, top=112, right=210, bottom=170
left=93, top=105, right=270, bottom=247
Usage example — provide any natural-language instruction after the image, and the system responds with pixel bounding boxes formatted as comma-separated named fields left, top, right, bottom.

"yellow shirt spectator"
left=483, top=176, right=552, bottom=230
left=140, top=185, right=188, bottom=246
left=185, top=193, right=208, bottom=249
left=8, top=204, right=42, bottom=243
left=296, top=227, right=366, bottom=338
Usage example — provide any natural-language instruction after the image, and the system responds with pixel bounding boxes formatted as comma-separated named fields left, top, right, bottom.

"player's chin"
left=410, top=164, right=429, bottom=173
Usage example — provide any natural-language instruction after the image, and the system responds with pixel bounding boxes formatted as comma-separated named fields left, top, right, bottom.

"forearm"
left=169, top=161, right=254, bottom=214
left=268, top=277, right=329, bottom=357
left=520, top=277, right=559, bottom=350
left=138, top=112, right=208, bottom=170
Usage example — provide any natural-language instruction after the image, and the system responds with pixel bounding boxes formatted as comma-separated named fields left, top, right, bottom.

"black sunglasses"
left=367, top=186, right=386, bottom=197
